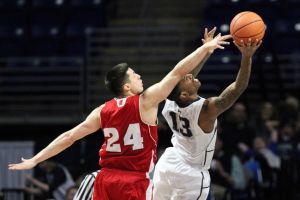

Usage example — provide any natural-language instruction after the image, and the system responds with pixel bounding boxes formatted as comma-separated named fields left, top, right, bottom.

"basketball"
left=230, top=11, right=265, bottom=45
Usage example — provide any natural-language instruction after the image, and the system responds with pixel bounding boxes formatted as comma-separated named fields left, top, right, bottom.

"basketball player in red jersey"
left=9, top=30, right=231, bottom=200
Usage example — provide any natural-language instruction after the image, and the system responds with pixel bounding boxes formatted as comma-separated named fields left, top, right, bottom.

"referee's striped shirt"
left=74, top=171, right=99, bottom=200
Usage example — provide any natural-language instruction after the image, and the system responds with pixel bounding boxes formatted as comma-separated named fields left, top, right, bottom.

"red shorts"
left=92, top=168, right=153, bottom=200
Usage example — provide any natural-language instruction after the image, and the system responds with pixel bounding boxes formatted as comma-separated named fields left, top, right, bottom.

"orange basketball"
left=230, top=11, right=265, bottom=45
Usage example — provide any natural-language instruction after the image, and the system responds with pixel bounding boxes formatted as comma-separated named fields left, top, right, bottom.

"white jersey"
left=153, top=97, right=217, bottom=199
left=162, top=97, right=217, bottom=169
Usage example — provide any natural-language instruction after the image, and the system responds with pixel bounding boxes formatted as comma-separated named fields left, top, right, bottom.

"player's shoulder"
left=97, top=104, right=105, bottom=111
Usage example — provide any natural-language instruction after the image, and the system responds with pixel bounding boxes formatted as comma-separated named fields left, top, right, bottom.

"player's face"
left=179, top=74, right=201, bottom=95
left=126, top=68, right=143, bottom=94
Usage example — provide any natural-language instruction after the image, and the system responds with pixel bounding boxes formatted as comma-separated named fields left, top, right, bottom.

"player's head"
left=105, top=63, right=143, bottom=97
left=168, top=74, right=201, bottom=103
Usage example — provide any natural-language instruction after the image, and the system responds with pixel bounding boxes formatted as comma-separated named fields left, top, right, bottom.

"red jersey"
left=99, top=95, right=158, bottom=173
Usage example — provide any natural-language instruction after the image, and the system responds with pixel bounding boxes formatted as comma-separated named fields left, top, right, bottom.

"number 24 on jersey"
left=103, top=123, right=144, bottom=152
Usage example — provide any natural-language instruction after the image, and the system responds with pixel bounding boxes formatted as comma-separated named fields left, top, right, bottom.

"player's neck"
left=189, top=93, right=199, bottom=101
left=177, top=95, right=200, bottom=107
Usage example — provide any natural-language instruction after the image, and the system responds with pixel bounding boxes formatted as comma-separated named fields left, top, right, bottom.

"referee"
left=74, top=171, right=99, bottom=200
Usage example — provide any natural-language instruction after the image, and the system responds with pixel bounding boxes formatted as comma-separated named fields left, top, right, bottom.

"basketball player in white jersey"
left=153, top=28, right=262, bottom=200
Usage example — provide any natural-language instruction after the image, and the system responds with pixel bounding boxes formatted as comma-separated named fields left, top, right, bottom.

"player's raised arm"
left=191, top=27, right=217, bottom=77
left=8, top=106, right=103, bottom=170
left=205, top=39, right=262, bottom=121
left=142, top=32, right=231, bottom=108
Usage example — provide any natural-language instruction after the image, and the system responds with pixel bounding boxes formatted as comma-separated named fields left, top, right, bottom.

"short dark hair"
left=105, top=63, right=130, bottom=96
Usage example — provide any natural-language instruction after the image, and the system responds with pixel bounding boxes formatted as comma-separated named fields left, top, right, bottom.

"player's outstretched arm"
left=206, top=39, right=262, bottom=120
left=142, top=32, right=231, bottom=107
left=191, top=27, right=217, bottom=77
left=8, top=106, right=103, bottom=170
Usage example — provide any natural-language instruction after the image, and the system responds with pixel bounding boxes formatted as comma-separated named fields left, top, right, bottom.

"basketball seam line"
left=231, top=12, right=250, bottom=32
left=234, top=27, right=265, bottom=39
left=233, top=19, right=264, bottom=35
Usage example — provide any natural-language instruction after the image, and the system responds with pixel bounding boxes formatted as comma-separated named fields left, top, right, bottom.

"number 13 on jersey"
left=103, top=123, right=144, bottom=152
left=169, top=111, right=193, bottom=137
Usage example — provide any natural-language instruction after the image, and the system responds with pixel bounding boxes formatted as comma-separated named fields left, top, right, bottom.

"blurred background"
left=0, top=0, right=299, bottom=199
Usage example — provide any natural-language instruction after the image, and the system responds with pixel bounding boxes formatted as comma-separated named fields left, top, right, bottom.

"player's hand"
left=203, top=32, right=232, bottom=54
left=234, top=38, right=262, bottom=58
left=202, top=27, right=217, bottom=44
left=8, top=158, right=37, bottom=170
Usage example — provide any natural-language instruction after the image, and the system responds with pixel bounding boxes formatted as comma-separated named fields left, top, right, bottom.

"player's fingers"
left=252, top=38, right=257, bottom=46
left=247, top=38, right=252, bottom=47
left=217, top=45, right=225, bottom=49
left=212, top=33, right=220, bottom=41
left=256, top=40, right=263, bottom=48
left=8, top=164, right=17, bottom=170
left=204, top=28, right=208, bottom=37
left=218, top=41, right=230, bottom=45
left=251, top=39, right=259, bottom=46
left=201, top=39, right=205, bottom=44
left=233, top=41, right=242, bottom=48
left=221, top=34, right=232, bottom=41
left=208, top=27, right=217, bottom=36
left=240, top=40, right=245, bottom=47
left=255, top=39, right=262, bottom=46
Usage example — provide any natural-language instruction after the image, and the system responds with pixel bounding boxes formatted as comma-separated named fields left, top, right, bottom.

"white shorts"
left=153, top=147, right=210, bottom=200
